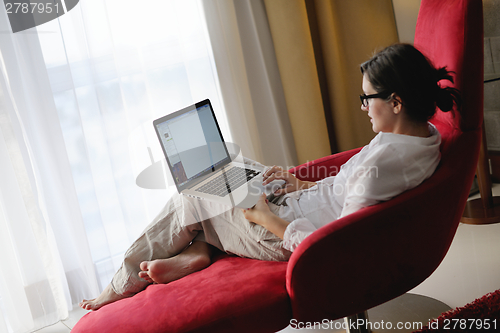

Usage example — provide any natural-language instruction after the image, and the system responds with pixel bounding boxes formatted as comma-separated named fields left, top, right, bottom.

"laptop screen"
left=153, top=99, right=230, bottom=192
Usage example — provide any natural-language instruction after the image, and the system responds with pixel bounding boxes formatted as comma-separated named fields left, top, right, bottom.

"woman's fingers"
left=263, top=167, right=291, bottom=186
left=263, top=165, right=281, bottom=176
left=254, top=193, right=266, bottom=203
left=263, top=166, right=303, bottom=194
left=263, top=165, right=283, bottom=180
left=263, top=172, right=281, bottom=185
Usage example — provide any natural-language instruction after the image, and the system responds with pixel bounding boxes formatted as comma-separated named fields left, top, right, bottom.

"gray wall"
left=483, top=0, right=500, bottom=151
left=484, top=0, right=500, bottom=79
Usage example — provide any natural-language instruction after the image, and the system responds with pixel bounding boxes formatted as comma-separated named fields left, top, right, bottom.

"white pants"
left=111, top=193, right=291, bottom=296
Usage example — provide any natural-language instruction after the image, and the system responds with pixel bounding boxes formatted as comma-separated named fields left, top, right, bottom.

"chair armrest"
left=284, top=188, right=450, bottom=322
left=289, top=147, right=362, bottom=182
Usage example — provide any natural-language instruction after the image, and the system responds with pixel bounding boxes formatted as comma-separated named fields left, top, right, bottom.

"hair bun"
left=436, top=88, right=452, bottom=112
left=434, top=67, right=460, bottom=112
left=436, top=87, right=460, bottom=112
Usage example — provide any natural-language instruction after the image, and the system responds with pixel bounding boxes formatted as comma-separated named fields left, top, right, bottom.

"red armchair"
left=72, top=0, right=483, bottom=332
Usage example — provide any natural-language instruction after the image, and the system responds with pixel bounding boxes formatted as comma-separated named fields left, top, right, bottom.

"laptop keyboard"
left=195, top=167, right=260, bottom=197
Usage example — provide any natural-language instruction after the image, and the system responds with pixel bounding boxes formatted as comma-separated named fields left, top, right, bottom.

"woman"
left=80, top=43, right=461, bottom=311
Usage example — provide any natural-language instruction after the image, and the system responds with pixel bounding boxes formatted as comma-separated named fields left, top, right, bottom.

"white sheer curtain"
left=0, top=10, right=97, bottom=333
left=0, top=0, right=228, bottom=332
left=0, top=52, right=72, bottom=333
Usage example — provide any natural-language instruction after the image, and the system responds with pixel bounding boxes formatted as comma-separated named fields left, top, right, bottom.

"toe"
left=139, top=261, right=149, bottom=271
left=79, top=299, right=99, bottom=311
left=138, top=271, right=153, bottom=283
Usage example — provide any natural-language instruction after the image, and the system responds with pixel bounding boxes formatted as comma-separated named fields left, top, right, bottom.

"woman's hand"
left=262, top=166, right=317, bottom=195
left=242, top=194, right=289, bottom=239
left=242, top=194, right=272, bottom=226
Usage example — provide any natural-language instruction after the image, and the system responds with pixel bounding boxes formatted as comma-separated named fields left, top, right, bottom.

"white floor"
left=32, top=306, right=87, bottom=332
left=35, top=184, right=500, bottom=332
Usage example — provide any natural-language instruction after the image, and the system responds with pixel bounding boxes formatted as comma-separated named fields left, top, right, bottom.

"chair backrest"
left=415, top=0, right=483, bottom=139
left=286, top=0, right=483, bottom=322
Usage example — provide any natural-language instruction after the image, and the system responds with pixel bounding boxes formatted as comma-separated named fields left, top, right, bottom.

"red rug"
left=415, top=289, right=500, bottom=332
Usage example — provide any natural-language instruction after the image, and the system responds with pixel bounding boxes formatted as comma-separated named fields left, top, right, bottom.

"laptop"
left=153, top=99, right=283, bottom=208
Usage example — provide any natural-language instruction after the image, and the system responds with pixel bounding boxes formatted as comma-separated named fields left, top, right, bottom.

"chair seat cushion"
left=72, top=254, right=290, bottom=333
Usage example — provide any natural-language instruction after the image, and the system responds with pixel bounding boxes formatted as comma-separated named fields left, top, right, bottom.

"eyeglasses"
left=359, top=92, right=392, bottom=107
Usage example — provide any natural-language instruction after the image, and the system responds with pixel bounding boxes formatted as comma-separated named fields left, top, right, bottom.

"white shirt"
left=279, top=123, right=442, bottom=252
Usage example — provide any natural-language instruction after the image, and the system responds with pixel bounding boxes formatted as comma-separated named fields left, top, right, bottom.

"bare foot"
left=138, top=241, right=212, bottom=284
left=79, top=284, right=127, bottom=311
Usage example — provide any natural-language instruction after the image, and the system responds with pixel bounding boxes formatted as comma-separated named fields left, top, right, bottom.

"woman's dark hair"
left=360, top=43, right=462, bottom=123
